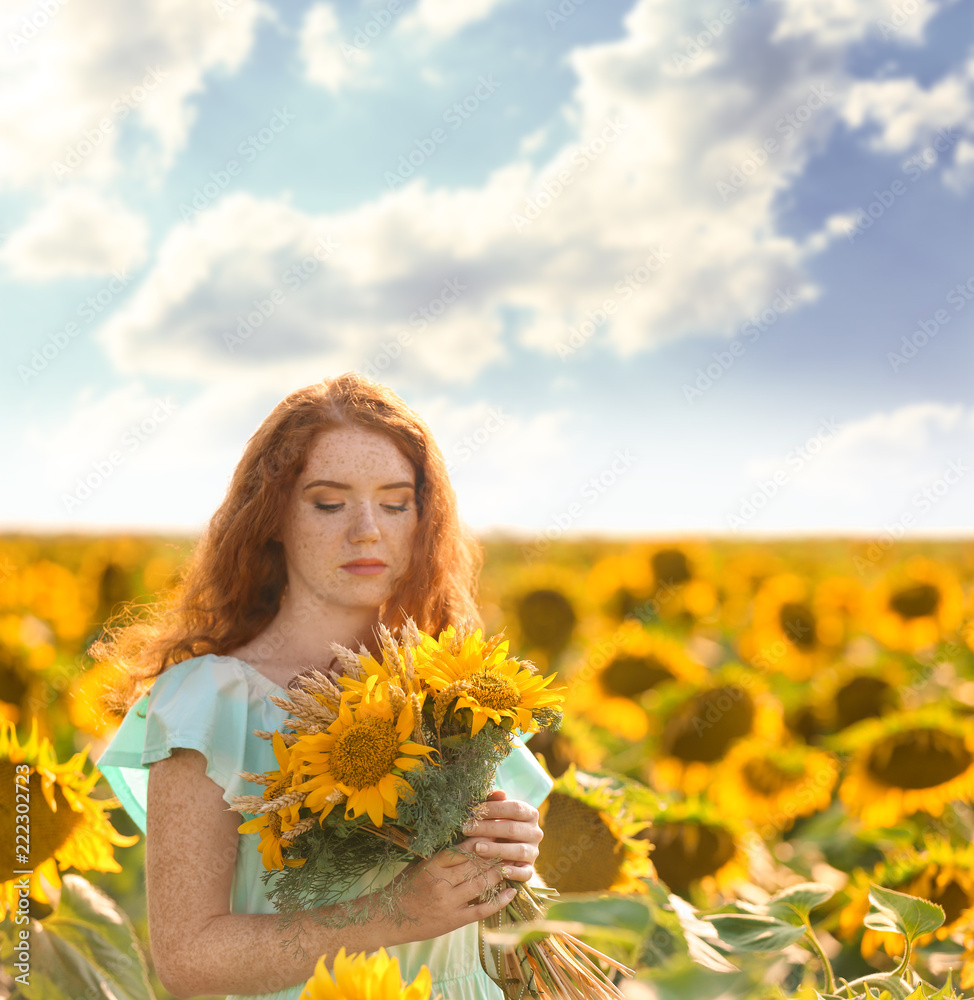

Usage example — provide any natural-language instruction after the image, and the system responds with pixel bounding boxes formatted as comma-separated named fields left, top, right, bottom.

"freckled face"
left=278, top=426, right=419, bottom=611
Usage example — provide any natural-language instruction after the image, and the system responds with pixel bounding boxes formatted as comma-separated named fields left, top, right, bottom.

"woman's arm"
left=146, top=749, right=532, bottom=999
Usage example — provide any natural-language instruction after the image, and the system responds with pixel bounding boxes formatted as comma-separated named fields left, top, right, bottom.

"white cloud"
left=0, top=0, right=266, bottom=191
left=300, top=2, right=371, bottom=94
left=771, top=0, right=945, bottom=46
left=0, top=188, right=148, bottom=280
left=398, top=0, right=512, bottom=38
left=840, top=54, right=974, bottom=153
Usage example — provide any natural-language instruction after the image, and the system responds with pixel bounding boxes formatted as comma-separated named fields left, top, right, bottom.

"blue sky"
left=2, top=0, right=973, bottom=539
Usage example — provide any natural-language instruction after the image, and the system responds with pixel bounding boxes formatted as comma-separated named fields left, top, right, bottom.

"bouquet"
left=229, top=618, right=632, bottom=999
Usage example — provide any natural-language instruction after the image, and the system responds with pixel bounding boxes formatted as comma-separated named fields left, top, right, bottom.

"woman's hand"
left=387, top=790, right=543, bottom=944
left=453, top=789, right=543, bottom=883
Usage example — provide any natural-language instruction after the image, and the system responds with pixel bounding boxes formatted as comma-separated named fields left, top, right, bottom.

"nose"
left=348, top=502, right=381, bottom=543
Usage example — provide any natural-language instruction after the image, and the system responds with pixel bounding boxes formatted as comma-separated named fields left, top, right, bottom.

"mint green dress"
left=97, top=654, right=553, bottom=1000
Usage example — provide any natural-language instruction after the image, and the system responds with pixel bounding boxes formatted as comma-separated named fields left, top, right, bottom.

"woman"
left=95, top=373, right=552, bottom=1000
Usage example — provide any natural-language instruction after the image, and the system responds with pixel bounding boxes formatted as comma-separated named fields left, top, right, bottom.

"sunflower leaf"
left=546, top=896, right=651, bottom=935
left=834, top=972, right=915, bottom=1000
left=0, top=874, right=156, bottom=1000
left=766, top=882, right=835, bottom=926
left=862, top=883, right=945, bottom=946
left=703, top=912, right=807, bottom=952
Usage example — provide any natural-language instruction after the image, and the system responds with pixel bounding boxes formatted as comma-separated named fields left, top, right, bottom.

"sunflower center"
left=652, top=549, right=691, bottom=587
left=467, top=671, right=521, bottom=712
left=889, top=583, right=940, bottom=619
left=263, top=774, right=290, bottom=801
left=902, top=876, right=971, bottom=926
left=600, top=655, right=672, bottom=698
left=329, top=717, right=401, bottom=789
left=0, top=763, right=81, bottom=871
left=643, top=821, right=735, bottom=898
left=866, top=728, right=973, bottom=789
left=834, top=676, right=898, bottom=730
left=516, top=589, right=576, bottom=654
left=741, top=757, right=801, bottom=797
left=778, top=602, right=817, bottom=650
left=661, top=686, right=754, bottom=763
left=536, top=792, right=624, bottom=893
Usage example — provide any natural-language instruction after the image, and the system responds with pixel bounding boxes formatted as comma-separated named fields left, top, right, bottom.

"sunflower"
left=836, top=707, right=974, bottom=827
left=866, top=556, right=965, bottom=651
left=813, top=575, right=865, bottom=647
left=528, top=712, right=605, bottom=778
left=300, top=947, right=436, bottom=1000
left=565, top=623, right=707, bottom=741
left=0, top=720, right=138, bottom=919
left=645, top=543, right=718, bottom=624
left=289, top=686, right=435, bottom=828
left=534, top=765, right=654, bottom=894
left=236, top=731, right=309, bottom=871
left=709, top=738, right=838, bottom=839
left=648, top=667, right=783, bottom=795
left=584, top=547, right=656, bottom=623
left=740, top=573, right=833, bottom=680
left=414, top=622, right=564, bottom=737
left=68, top=659, right=130, bottom=739
left=839, top=838, right=974, bottom=959
left=490, top=562, right=588, bottom=666
left=639, top=798, right=748, bottom=900
left=716, top=548, right=787, bottom=629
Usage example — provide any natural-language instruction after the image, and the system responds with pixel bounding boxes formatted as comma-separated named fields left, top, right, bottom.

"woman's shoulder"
left=145, top=651, right=284, bottom=708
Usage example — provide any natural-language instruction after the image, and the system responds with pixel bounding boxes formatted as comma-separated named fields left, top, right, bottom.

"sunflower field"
left=4, top=533, right=974, bottom=999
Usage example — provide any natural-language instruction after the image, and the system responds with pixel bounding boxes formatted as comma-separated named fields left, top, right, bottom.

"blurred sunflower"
left=709, top=738, right=838, bottom=838
left=12, top=560, right=90, bottom=647
left=300, top=947, right=434, bottom=1000
left=0, top=720, right=138, bottom=918
left=68, top=660, right=130, bottom=739
left=716, top=548, right=787, bottom=629
left=813, top=575, right=865, bottom=647
left=565, top=623, right=707, bottom=741
left=534, top=764, right=654, bottom=894
left=836, top=707, right=974, bottom=827
left=584, top=546, right=655, bottom=623
left=528, top=712, right=604, bottom=778
left=638, top=798, right=748, bottom=899
left=649, top=667, right=783, bottom=795
left=740, top=574, right=832, bottom=680
left=645, top=543, right=718, bottom=625
left=839, top=838, right=974, bottom=959
left=493, top=563, right=588, bottom=666
left=0, top=643, right=38, bottom=726
left=866, top=556, right=965, bottom=651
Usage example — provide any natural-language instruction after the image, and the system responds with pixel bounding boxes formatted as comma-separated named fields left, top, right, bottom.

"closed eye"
left=314, top=503, right=410, bottom=513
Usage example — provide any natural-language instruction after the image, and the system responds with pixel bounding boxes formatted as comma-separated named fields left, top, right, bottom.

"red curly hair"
left=93, top=372, right=483, bottom=711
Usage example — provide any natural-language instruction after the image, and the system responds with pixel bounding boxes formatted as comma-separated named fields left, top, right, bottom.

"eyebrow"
left=302, top=479, right=415, bottom=491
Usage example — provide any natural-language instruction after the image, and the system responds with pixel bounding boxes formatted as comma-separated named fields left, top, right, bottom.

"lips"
left=342, top=558, right=386, bottom=567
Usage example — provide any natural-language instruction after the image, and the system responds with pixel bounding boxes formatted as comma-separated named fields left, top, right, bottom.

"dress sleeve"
left=96, top=656, right=251, bottom=835
left=492, top=734, right=553, bottom=809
